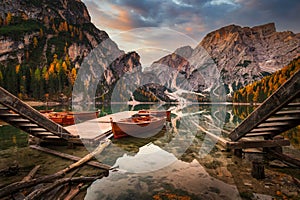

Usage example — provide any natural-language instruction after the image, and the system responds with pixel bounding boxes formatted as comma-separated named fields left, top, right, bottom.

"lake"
left=0, top=103, right=299, bottom=199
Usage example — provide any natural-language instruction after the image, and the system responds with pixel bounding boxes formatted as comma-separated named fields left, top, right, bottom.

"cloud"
left=82, top=0, right=300, bottom=66
left=206, top=0, right=238, bottom=6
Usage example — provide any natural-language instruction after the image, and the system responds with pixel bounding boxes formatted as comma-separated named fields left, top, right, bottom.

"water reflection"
left=113, top=143, right=177, bottom=173
left=86, top=155, right=241, bottom=200
left=85, top=103, right=241, bottom=199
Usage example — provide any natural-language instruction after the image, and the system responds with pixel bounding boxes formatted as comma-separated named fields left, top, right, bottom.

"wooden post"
left=233, top=149, right=243, bottom=158
left=251, top=161, right=265, bottom=179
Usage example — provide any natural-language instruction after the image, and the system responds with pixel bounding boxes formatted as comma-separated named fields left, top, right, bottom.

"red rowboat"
left=43, top=111, right=99, bottom=126
left=138, top=110, right=171, bottom=122
left=111, top=114, right=166, bottom=139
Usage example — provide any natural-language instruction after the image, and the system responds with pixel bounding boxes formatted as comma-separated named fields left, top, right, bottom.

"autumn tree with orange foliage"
left=233, top=57, right=300, bottom=103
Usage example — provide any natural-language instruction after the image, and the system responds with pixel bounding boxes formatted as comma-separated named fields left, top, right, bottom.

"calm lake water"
left=1, top=103, right=299, bottom=199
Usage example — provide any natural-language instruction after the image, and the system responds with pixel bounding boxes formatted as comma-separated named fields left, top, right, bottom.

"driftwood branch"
left=12, top=165, right=41, bottom=199
left=29, top=145, right=111, bottom=170
left=64, top=183, right=84, bottom=200
left=24, top=176, right=102, bottom=200
left=22, top=165, right=41, bottom=182
left=0, top=139, right=111, bottom=198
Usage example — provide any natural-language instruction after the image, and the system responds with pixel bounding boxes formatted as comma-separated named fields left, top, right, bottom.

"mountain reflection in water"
left=85, top=143, right=241, bottom=200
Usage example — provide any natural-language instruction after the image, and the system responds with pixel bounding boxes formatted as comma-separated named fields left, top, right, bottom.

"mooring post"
left=251, top=160, right=265, bottom=179
left=233, top=149, right=243, bottom=158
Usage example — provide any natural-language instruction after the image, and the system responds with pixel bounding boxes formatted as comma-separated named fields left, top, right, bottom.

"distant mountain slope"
left=149, top=23, right=300, bottom=100
left=0, top=0, right=141, bottom=101
left=233, top=56, right=300, bottom=103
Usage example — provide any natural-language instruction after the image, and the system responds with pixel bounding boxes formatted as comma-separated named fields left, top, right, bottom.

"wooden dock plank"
left=228, top=139, right=290, bottom=149
left=249, top=127, right=283, bottom=133
left=257, top=122, right=291, bottom=128
left=265, top=116, right=300, bottom=122
left=274, top=110, right=300, bottom=116
left=244, top=132, right=274, bottom=137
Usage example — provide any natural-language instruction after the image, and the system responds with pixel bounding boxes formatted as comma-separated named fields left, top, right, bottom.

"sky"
left=82, top=0, right=300, bottom=66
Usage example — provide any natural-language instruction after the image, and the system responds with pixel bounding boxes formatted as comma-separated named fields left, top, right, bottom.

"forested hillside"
left=233, top=57, right=300, bottom=103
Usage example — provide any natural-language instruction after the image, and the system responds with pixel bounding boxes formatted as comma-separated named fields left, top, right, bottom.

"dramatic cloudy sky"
left=82, top=0, right=300, bottom=66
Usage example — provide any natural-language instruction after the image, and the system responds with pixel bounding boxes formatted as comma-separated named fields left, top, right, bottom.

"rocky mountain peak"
left=0, top=0, right=141, bottom=102
left=174, top=45, right=194, bottom=58
left=148, top=23, right=300, bottom=99
left=251, top=22, right=276, bottom=36
left=0, top=0, right=91, bottom=25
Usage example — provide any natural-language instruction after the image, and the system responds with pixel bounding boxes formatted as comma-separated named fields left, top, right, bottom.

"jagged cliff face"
left=0, top=0, right=109, bottom=65
left=151, top=23, right=300, bottom=97
left=0, top=0, right=141, bottom=101
left=200, top=23, right=300, bottom=93
left=0, top=0, right=91, bottom=25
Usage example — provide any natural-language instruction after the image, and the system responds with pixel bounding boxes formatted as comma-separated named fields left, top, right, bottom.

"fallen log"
left=0, top=139, right=111, bottom=198
left=12, top=165, right=41, bottom=199
left=192, top=122, right=230, bottom=148
left=24, top=176, right=102, bottom=200
left=22, top=165, right=40, bottom=182
left=64, top=183, right=84, bottom=200
left=29, top=145, right=111, bottom=170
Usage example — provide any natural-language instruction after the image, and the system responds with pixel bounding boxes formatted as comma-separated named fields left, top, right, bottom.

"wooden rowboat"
left=138, top=110, right=171, bottom=122
left=111, top=114, right=166, bottom=139
left=43, top=111, right=99, bottom=126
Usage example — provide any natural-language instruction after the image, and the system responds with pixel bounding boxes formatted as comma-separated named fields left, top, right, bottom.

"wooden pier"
left=228, top=69, right=300, bottom=148
left=195, top=69, right=300, bottom=155
left=0, top=87, right=81, bottom=144
left=0, top=87, right=140, bottom=145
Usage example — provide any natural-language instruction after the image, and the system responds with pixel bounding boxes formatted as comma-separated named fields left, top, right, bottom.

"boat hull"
left=138, top=110, right=171, bottom=122
left=111, top=117, right=166, bottom=139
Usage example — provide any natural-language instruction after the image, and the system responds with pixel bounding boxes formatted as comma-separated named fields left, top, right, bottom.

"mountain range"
left=0, top=0, right=299, bottom=103
left=150, top=23, right=300, bottom=101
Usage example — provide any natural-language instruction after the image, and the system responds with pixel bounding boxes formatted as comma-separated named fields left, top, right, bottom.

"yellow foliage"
left=55, top=62, right=61, bottom=72
left=71, top=68, right=77, bottom=85
left=6, top=12, right=12, bottom=25
left=44, top=72, right=49, bottom=81
left=233, top=56, right=300, bottom=103
left=48, top=63, right=55, bottom=74
left=16, top=64, right=21, bottom=74
left=62, top=61, right=68, bottom=71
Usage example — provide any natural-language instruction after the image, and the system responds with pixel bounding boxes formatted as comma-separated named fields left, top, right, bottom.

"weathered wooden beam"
left=227, top=139, right=290, bottom=149
left=265, top=116, right=300, bottom=122
left=268, top=149, right=300, bottom=167
left=30, top=145, right=111, bottom=170
left=275, top=110, right=300, bottom=116
left=229, top=69, right=300, bottom=141
left=249, top=127, right=283, bottom=133
left=244, top=132, right=274, bottom=137
left=257, top=122, right=291, bottom=128
left=286, top=102, right=300, bottom=107
left=192, top=122, right=229, bottom=149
